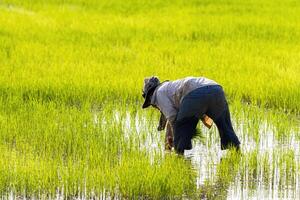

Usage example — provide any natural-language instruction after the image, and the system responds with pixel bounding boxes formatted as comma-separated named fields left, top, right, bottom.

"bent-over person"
left=142, top=76, right=240, bottom=154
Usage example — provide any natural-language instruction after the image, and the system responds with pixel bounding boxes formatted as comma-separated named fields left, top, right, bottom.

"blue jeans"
left=174, top=85, right=241, bottom=154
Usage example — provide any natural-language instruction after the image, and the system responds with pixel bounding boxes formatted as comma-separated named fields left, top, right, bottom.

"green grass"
left=1, top=0, right=300, bottom=111
left=0, top=101, right=197, bottom=198
left=0, top=0, right=299, bottom=198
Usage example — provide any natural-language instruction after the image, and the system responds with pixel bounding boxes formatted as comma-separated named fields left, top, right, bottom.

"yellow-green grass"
left=0, top=0, right=300, bottom=198
left=1, top=0, right=300, bottom=111
left=0, top=99, right=298, bottom=198
left=0, top=101, right=197, bottom=198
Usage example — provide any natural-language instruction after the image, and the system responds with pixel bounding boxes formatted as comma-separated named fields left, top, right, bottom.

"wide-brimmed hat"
left=142, top=76, right=160, bottom=109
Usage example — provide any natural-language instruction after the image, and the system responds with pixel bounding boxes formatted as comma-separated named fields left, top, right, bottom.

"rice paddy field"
left=0, top=0, right=300, bottom=199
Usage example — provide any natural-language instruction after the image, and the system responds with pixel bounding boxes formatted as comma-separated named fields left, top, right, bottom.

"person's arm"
left=165, top=121, right=174, bottom=150
left=156, top=90, right=177, bottom=126
left=155, top=89, right=177, bottom=150
left=156, top=111, right=175, bottom=150
left=158, top=111, right=175, bottom=150
left=157, top=112, right=167, bottom=131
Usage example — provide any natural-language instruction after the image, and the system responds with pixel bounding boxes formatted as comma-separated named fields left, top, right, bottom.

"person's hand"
left=157, top=112, right=167, bottom=131
left=165, top=135, right=173, bottom=150
left=157, top=124, right=165, bottom=131
left=165, top=121, right=174, bottom=150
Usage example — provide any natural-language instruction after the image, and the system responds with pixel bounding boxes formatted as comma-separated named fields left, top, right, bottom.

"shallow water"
left=189, top=121, right=300, bottom=200
left=2, top=106, right=299, bottom=199
left=113, top=107, right=300, bottom=200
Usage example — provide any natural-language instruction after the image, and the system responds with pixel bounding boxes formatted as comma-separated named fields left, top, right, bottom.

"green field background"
left=1, top=0, right=300, bottom=111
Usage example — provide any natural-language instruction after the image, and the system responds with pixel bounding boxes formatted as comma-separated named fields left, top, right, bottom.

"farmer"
left=142, top=76, right=240, bottom=154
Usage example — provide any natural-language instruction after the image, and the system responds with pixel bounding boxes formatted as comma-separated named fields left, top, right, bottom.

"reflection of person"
left=142, top=76, right=240, bottom=154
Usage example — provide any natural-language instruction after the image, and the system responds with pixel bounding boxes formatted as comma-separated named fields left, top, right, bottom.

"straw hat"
left=142, top=76, right=160, bottom=108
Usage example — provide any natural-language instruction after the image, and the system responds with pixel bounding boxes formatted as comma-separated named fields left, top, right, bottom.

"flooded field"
left=190, top=117, right=300, bottom=199
left=0, top=100, right=299, bottom=199
left=115, top=104, right=300, bottom=199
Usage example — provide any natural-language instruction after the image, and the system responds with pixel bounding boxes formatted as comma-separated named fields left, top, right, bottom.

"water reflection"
left=109, top=107, right=300, bottom=199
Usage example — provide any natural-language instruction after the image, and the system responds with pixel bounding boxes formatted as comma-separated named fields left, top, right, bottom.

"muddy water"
left=115, top=108, right=300, bottom=200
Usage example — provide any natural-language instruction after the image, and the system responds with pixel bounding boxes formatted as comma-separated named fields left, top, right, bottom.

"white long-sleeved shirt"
left=150, top=77, right=218, bottom=124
